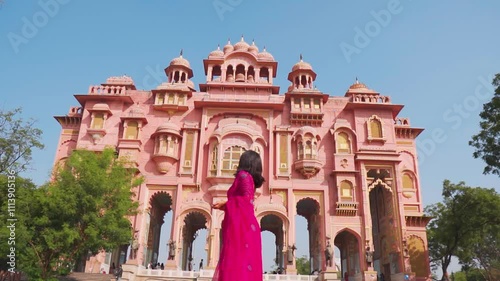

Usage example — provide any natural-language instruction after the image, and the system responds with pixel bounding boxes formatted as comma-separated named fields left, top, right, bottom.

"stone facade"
left=53, top=37, right=431, bottom=281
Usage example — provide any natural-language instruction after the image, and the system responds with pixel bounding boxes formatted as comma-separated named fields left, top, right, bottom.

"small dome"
left=187, top=80, right=195, bottom=90
left=292, top=55, right=313, bottom=71
left=248, top=40, right=259, bottom=54
left=155, top=123, right=182, bottom=137
left=234, top=36, right=250, bottom=51
left=209, top=45, right=224, bottom=58
left=223, top=39, right=234, bottom=54
left=91, top=103, right=111, bottom=112
left=257, top=47, right=274, bottom=60
left=349, top=78, right=367, bottom=89
left=169, top=50, right=191, bottom=68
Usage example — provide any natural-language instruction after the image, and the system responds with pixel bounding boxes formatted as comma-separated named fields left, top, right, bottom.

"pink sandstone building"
left=54, top=38, right=431, bottom=281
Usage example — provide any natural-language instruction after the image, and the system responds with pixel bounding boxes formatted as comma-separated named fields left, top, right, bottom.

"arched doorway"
left=181, top=211, right=208, bottom=271
left=296, top=198, right=321, bottom=274
left=145, top=191, right=173, bottom=266
left=260, top=214, right=285, bottom=273
left=368, top=168, right=399, bottom=281
left=334, top=230, right=360, bottom=281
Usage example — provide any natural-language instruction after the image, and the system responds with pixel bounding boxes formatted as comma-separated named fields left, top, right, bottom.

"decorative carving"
left=287, top=244, right=296, bottom=264
left=365, top=246, right=374, bottom=267
left=325, top=240, right=334, bottom=267
left=340, top=159, right=348, bottom=168
left=168, top=239, right=176, bottom=260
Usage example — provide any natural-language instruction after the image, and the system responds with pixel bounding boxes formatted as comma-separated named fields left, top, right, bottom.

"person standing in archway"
left=212, top=150, right=265, bottom=281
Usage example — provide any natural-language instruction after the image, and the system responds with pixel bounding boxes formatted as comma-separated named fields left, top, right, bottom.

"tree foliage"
left=470, top=73, right=500, bottom=176
left=0, top=175, right=37, bottom=273
left=295, top=255, right=311, bottom=275
left=0, top=107, right=44, bottom=175
left=20, top=148, right=142, bottom=280
left=425, top=180, right=500, bottom=281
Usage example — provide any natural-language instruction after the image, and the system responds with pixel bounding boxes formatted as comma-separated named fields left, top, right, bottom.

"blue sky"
left=1, top=0, right=499, bottom=274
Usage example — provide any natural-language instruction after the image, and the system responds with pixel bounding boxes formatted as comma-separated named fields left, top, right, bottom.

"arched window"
left=305, top=140, right=313, bottom=159
left=313, top=99, right=321, bottom=110
left=178, top=94, right=185, bottom=105
left=304, top=98, right=311, bottom=109
left=260, top=67, right=269, bottom=83
left=125, top=121, right=139, bottom=139
left=210, top=144, right=218, bottom=176
left=235, top=64, right=245, bottom=82
left=226, top=65, right=234, bottom=82
left=340, top=181, right=353, bottom=200
left=369, top=118, right=383, bottom=138
left=212, top=65, right=222, bottom=81
left=173, top=71, right=180, bottom=83
left=157, top=93, right=165, bottom=105
left=222, top=146, right=245, bottom=176
left=167, top=93, right=175, bottom=104
left=298, top=142, right=304, bottom=160
left=402, top=173, right=414, bottom=189
left=91, top=113, right=104, bottom=129
left=294, top=98, right=301, bottom=109
left=337, top=132, right=351, bottom=154
left=247, top=66, right=255, bottom=82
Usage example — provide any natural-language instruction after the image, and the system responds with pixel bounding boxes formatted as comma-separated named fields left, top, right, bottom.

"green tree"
left=0, top=107, right=44, bottom=175
left=0, top=175, right=37, bottom=273
left=22, top=148, right=142, bottom=280
left=425, top=180, right=500, bottom=281
left=470, top=73, right=500, bottom=176
left=295, top=255, right=310, bottom=275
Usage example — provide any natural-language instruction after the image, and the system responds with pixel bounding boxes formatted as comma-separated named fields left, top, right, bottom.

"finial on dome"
left=180, top=49, right=183, bottom=57
left=217, top=44, right=220, bottom=50
left=263, top=46, right=267, bottom=52
left=252, top=39, right=255, bottom=45
left=241, top=35, right=244, bottom=41
left=355, top=77, right=359, bottom=84
left=227, top=38, right=231, bottom=44
left=300, top=54, right=303, bottom=61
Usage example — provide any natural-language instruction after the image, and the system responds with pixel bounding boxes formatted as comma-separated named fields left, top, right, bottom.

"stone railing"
left=351, top=94, right=390, bottom=104
left=88, top=85, right=126, bottom=95
left=336, top=202, right=358, bottom=216
left=136, top=268, right=317, bottom=280
left=263, top=274, right=317, bottom=280
left=394, top=117, right=410, bottom=126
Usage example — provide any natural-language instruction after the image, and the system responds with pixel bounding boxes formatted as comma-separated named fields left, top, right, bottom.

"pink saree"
left=213, top=170, right=263, bottom=281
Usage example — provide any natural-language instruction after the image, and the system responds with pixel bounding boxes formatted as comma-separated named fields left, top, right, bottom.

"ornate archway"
left=145, top=191, right=173, bottom=266
left=296, top=198, right=321, bottom=274
left=181, top=211, right=208, bottom=271
left=334, top=229, right=361, bottom=280
left=260, top=214, right=285, bottom=272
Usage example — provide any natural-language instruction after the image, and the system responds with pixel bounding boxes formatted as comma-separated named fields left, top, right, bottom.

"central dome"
left=233, top=36, right=250, bottom=51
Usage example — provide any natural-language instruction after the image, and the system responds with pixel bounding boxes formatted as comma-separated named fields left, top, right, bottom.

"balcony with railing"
left=336, top=202, right=358, bottom=216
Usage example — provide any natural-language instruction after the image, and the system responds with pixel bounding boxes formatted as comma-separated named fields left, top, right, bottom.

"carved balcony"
left=294, top=158, right=323, bottom=179
left=336, top=202, right=358, bottom=216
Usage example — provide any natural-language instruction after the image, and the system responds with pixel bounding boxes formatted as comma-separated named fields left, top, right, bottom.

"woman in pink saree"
left=212, top=150, right=265, bottom=281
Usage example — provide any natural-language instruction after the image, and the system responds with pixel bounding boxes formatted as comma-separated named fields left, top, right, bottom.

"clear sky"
left=1, top=0, right=499, bottom=275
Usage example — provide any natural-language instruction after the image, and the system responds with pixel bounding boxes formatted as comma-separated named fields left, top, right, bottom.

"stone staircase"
left=58, top=272, right=114, bottom=281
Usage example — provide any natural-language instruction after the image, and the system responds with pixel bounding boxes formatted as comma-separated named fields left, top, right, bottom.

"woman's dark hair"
left=236, top=150, right=265, bottom=189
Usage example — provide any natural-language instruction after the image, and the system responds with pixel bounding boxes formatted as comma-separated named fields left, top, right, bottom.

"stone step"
left=58, top=272, right=114, bottom=281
